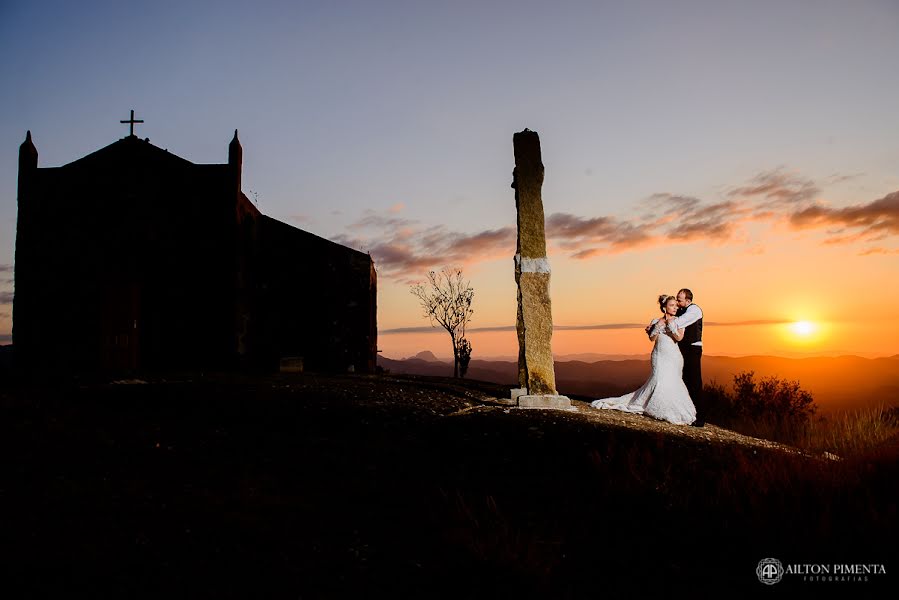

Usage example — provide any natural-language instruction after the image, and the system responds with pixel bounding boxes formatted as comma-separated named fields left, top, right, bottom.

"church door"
left=100, top=282, right=140, bottom=371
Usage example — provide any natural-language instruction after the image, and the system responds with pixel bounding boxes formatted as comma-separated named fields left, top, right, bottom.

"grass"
left=799, top=403, right=899, bottom=458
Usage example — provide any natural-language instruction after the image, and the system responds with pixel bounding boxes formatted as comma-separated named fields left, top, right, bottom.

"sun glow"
left=776, top=318, right=831, bottom=348
left=791, top=320, right=816, bottom=336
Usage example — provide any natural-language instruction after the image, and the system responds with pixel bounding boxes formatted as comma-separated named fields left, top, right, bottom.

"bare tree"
left=410, top=267, right=474, bottom=378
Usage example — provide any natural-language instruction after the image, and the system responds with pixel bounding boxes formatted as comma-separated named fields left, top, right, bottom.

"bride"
left=591, top=294, right=697, bottom=425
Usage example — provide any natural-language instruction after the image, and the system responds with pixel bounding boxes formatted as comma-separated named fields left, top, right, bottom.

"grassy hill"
left=2, top=372, right=895, bottom=596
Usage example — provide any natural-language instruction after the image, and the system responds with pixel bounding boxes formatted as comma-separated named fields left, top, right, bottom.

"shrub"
left=704, top=371, right=816, bottom=446
left=705, top=372, right=899, bottom=458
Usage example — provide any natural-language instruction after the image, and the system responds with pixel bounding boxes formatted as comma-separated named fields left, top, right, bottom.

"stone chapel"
left=12, top=118, right=377, bottom=375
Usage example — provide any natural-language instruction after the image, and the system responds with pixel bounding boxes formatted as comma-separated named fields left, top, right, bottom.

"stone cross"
left=120, top=109, right=144, bottom=137
left=510, top=129, right=571, bottom=409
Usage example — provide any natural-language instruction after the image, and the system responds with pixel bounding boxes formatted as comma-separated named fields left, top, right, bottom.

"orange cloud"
left=333, top=171, right=899, bottom=280
left=546, top=213, right=655, bottom=252
left=858, top=247, right=899, bottom=256
left=332, top=210, right=515, bottom=282
left=789, top=191, right=899, bottom=239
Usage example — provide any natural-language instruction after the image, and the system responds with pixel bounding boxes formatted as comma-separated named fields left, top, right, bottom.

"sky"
left=1, top=0, right=898, bottom=360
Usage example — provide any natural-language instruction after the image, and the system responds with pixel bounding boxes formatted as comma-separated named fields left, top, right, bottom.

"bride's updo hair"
left=658, top=294, right=675, bottom=313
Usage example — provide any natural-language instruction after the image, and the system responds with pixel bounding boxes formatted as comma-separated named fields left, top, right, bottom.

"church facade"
left=13, top=128, right=377, bottom=375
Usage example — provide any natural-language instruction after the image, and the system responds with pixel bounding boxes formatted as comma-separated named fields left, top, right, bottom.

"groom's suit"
left=676, top=304, right=704, bottom=424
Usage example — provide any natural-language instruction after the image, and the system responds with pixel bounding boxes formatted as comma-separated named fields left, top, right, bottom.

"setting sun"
left=774, top=319, right=833, bottom=348
left=791, top=321, right=816, bottom=336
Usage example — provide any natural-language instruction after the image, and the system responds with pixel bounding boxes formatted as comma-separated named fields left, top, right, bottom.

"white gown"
left=591, top=318, right=696, bottom=425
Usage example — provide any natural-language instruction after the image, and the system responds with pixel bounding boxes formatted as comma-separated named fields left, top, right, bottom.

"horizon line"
left=382, top=352, right=899, bottom=361
left=379, top=319, right=791, bottom=335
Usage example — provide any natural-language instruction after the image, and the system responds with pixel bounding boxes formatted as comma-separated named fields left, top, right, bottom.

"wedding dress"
left=591, top=318, right=696, bottom=425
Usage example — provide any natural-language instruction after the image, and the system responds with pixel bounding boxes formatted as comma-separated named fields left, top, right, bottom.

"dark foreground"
left=2, top=372, right=895, bottom=597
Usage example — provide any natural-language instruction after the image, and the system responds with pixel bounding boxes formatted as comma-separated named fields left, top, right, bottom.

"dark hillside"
left=1, top=373, right=894, bottom=596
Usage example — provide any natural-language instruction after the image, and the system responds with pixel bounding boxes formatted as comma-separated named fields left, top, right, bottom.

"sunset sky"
left=1, top=0, right=897, bottom=360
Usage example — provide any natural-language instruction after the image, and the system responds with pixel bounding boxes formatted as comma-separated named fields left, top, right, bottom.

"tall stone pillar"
left=511, top=129, right=571, bottom=409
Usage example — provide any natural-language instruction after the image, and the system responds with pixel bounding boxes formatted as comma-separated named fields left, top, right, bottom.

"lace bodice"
left=649, top=317, right=679, bottom=339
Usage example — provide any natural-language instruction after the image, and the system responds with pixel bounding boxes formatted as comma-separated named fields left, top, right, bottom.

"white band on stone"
left=514, top=253, right=551, bottom=274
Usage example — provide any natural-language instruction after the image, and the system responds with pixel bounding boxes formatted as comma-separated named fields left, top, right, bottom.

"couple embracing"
left=591, top=289, right=705, bottom=427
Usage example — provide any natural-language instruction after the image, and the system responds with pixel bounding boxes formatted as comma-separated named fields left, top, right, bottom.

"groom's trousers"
left=682, top=346, right=703, bottom=420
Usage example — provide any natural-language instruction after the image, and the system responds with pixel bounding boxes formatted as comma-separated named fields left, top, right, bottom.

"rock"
left=511, top=129, right=569, bottom=409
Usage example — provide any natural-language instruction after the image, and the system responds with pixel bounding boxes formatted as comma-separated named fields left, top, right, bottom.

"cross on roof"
left=120, top=109, right=144, bottom=137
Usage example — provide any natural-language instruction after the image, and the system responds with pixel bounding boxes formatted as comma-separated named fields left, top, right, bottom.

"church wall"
left=257, top=216, right=377, bottom=374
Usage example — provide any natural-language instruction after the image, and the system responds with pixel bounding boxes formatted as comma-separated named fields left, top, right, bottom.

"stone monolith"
left=511, top=129, right=571, bottom=409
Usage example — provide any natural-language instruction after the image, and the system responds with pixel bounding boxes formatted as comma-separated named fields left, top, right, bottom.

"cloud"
left=666, top=220, right=735, bottom=240
left=346, top=211, right=416, bottom=231
left=858, top=247, right=899, bottom=256
left=546, top=195, right=746, bottom=258
left=546, top=213, right=654, bottom=252
left=825, top=172, right=865, bottom=185
left=0, top=292, right=13, bottom=303
left=335, top=169, right=898, bottom=278
left=332, top=212, right=516, bottom=282
left=557, top=173, right=898, bottom=257
left=0, top=265, right=15, bottom=287
left=727, top=167, right=819, bottom=209
left=379, top=323, right=647, bottom=335
left=442, top=227, right=516, bottom=257
left=704, top=319, right=791, bottom=326
left=788, top=191, right=899, bottom=239
left=389, top=202, right=405, bottom=213
left=644, top=195, right=746, bottom=241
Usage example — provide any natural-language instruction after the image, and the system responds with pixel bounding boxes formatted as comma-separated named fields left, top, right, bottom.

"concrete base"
left=510, top=387, right=528, bottom=401
left=279, top=356, right=304, bottom=373
left=517, top=394, right=573, bottom=410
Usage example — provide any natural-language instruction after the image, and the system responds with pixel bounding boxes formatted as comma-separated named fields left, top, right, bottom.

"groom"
left=675, top=289, right=705, bottom=426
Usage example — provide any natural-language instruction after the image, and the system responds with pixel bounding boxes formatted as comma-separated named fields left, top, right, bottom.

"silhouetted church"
left=13, top=119, right=377, bottom=375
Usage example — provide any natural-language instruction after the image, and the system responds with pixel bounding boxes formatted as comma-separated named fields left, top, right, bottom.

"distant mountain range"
left=405, top=351, right=652, bottom=362
left=379, top=352, right=899, bottom=412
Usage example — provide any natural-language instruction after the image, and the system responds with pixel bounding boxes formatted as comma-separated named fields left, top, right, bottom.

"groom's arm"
left=675, top=304, right=703, bottom=329
left=667, top=321, right=685, bottom=342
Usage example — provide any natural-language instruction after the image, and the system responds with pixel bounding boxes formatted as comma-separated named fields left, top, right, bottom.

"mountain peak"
left=411, top=350, right=440, bottom=362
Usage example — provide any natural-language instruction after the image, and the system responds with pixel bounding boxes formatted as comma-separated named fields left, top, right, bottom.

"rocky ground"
left=2, top=372, right=895, bottom=597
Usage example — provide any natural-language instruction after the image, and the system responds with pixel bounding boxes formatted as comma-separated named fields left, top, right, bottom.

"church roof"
left=59, top=135, right=201, bottom=170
